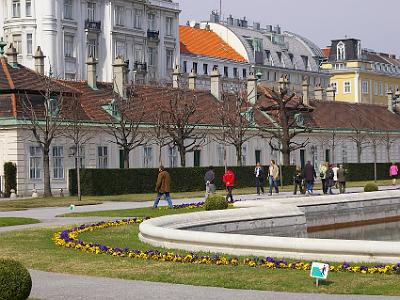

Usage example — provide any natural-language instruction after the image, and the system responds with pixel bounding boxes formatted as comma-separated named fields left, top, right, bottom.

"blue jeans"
left=305, top=181, right=314, bottom=192
left=268, top=176, right=279, bottom=194
left=153, top=192, right=173, bottom=208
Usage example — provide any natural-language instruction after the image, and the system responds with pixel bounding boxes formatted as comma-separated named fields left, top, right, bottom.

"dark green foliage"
left=3, top=162, right=17, bottom=197
left=69, top=166, right=296, bottom=196
left=0, top=259, right=32, bottom=300
left=343, top=163, right=392, bottom=181
left=364, top=183, right=379, bottom=192
left=205, top=194, right=228, bottom=211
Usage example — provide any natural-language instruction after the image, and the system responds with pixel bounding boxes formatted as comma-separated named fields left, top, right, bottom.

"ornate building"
left=321, top=38, right=400, bottom=105
left=0, top=0, right=180, bottom=82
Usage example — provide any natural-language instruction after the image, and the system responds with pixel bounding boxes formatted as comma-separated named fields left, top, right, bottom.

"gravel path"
left=29, top=270, right=400, bottom=300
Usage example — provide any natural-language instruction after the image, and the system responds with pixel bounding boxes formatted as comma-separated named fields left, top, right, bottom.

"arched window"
left=337, top=42, right=346, bottom=61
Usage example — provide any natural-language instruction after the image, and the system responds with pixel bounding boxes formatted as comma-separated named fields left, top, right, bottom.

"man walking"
left=153, top=166, right=173, bottom=209
left=223, top=169, right=235, bottom=202
left=337, top=164, right=347, bottom=194
left=303, top=161, right=316, bottom=194
left=254, top=162, right=265, bottom=195
left=268, top=160, right=279, bottom=195
left=204, top=166, right=216, bottom=198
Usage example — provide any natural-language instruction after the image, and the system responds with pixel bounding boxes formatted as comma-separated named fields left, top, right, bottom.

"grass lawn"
left=0, top=179, right=394, bottom=212
left=0, top=217, right=40, bottom=227
left=0, top=221, right=399, bottom=296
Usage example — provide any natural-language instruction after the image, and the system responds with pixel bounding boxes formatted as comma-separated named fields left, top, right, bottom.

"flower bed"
left=53, top=218, right=400, bottom=275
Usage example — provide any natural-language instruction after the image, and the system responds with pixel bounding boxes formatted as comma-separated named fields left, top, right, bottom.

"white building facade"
left=0, top=0, right=180, bottom=82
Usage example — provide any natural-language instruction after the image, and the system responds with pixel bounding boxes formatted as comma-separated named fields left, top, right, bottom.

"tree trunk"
left=373, top=143, right=377, bottom=182
left=387, top=144, right=391, bottom=163
left=123, top=148, right=130, bottom=169
left=356, top=143, right=362, bottom=163
left=281, top=140, right=290, bottom=166
left=235, top=145, right=242, bottom=167
left=179, top=147, right=186, bottom=167
left=43, top=148, right=52, bottom=197
left=158, top=145, right=163, bottom=165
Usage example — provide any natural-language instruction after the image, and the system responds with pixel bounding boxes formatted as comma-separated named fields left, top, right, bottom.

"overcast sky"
left=177, top=0, right=400, bottom=55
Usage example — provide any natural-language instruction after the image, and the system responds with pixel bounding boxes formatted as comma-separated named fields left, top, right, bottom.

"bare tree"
left=151, top=107, right=172, bottom=165
left=382, top=132, right=396, bottom=163
left=63, top=95, right=92, bottom=201
left=105, top=84, right=146, bottom=169
left=214, top=90, right=257, bottom=166
left=349, top=114, right=370, bottom=164
left=20, top=76, right=66, bottom=197
left=160, top=89, right=207, bottom=167
left=315, top=113, right=341, bottom=164
left=257, top=75, right=312, bottom=166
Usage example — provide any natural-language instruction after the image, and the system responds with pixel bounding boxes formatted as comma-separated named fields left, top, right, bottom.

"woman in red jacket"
left=223, top=169, right=235, bottom=202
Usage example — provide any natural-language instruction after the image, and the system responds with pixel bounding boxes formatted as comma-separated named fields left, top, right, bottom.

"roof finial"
left=0, top=37, right=7, bottom=56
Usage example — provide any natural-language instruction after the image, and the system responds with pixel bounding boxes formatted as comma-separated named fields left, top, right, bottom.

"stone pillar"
left=210, top=67, right=221, bottom=101
left=5, top=44, right=18, bottom=67
left=112, top=56, right=127, bottom=98
left=86, top=56, right=98, bottom=90
left=387, top=90, right=394, bottom=113
left=33, top=46, right=46, bottom=75
left=326, top=85, right=336, bottom=101
left=302, top=76, right=309, bottom=106
left=247, top=72, right=258, bottom=104
left=314, top=84, right=324, bottom=101
left=172, top=65, right=181, bottom=88
left=188, top=70, right=197, bottom=90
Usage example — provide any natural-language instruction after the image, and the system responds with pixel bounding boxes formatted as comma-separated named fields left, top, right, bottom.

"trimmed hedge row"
left=69, top=163, right=394, bottom=196
left=69, top=165, right=296, bottom=196
left=342, top=163, right=392, bottom=182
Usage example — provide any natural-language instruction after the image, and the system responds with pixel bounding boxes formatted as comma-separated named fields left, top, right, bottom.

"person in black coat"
left=303, top=161, right=316, bottom=194
left=254, top=162, right=265, bottom=195
left=293, top=165, right=304, bottom=195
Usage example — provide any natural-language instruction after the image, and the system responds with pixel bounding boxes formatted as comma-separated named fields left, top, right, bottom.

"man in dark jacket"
left=204, top=166, right=216, bottom=198
left=153, top=166, right=173, bottom=208
left=254, top=162, right=265, bottom=195
left=337, top=164, right=347, bottom=194
left=303, top=161, right=316, bottom=194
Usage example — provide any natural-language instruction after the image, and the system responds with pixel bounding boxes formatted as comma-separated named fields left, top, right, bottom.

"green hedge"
left=3, top=162, right=17, bottom=198
left=342, top=163, right=392, bottom=181
left=69, top=165, right=296, bottom=196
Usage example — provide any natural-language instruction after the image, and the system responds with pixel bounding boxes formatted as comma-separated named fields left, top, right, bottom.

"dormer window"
left=337, top=41, right=346, bottom=61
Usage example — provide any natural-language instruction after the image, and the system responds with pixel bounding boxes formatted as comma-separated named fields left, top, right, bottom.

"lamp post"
left=69, top=144, right=82, bottom=201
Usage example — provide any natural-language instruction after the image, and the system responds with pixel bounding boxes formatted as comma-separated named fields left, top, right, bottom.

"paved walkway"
left=1, top=185, right=399, bottom=300
left=29, top=270, right=400, bottom=300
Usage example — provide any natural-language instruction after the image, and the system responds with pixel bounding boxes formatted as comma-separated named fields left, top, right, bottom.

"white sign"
left=310, top=262, right=329, bottom=280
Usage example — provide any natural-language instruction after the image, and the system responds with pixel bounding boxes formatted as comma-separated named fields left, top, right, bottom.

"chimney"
left=33, top=46, right=46, bottom=75
left=247, top=72, right=258, bottom=104
left=86, top=56, right=98, bottom=90
left=210, top=67, right=221, bottom=100
left=188, top=70, right=197, bottom=90
left=314, top=83, right=323, bottom=101
left=5, top=43, right=18, bottom=68
left=326, top=85, right=336, bottom=101
left=112, top=56, right=127, bottom=98
left=387, top=89, right=394, bottom=113
left=172, top=65, right=181, bottom=88
left=302, top=76, right=309, bottom=106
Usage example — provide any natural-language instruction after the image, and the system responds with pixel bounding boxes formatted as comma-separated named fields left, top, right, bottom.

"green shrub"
left=364, top=183, right=379, bottom=192
left=0, top=259, right=32, bottom=300
left=3, top=162, right=17, bottom=198
left=205, top=195, right=228, bottom=211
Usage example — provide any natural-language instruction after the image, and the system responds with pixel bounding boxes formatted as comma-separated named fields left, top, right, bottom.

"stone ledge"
left=139, top=190, right=400, bottom=263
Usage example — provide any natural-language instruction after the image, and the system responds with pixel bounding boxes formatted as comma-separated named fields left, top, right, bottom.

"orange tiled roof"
left=180, top=25, right=247, bottom=63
